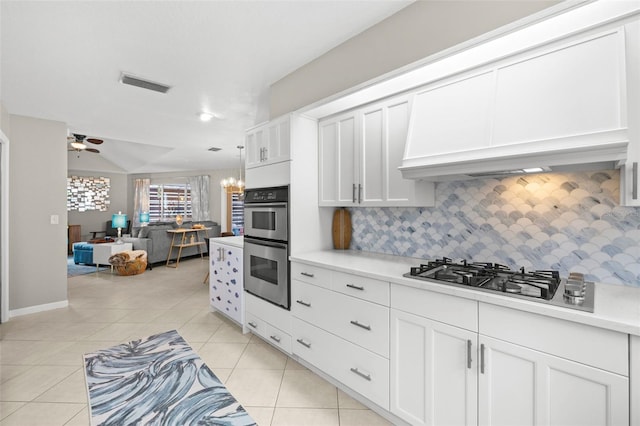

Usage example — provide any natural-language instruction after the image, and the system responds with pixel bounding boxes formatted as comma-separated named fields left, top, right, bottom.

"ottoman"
left=72, top=242, right=94, bottom=265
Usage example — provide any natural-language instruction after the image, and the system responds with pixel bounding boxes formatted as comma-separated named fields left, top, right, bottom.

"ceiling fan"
left=67, top=133, right=103, bottom=154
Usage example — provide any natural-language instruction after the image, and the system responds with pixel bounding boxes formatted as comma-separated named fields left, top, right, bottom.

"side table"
left=93, top=242, right=133, bottom=272
left=166, top=227, right=211, bottom=268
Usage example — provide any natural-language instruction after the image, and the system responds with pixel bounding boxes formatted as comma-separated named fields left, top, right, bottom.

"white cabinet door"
left=390, top=309, right=477, bottom=426
left=209, top=242, right=244, bottom=325
left=318, top=112, right=358, bottom=205
left=478, top=335, right=629, bottom=426
left=246, top=116, right=291, bottom=169
left=319, top=96, right=434, bottom=207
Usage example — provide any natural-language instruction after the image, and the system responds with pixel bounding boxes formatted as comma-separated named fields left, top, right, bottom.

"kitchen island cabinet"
left=209, top=237, right=244, bottom=325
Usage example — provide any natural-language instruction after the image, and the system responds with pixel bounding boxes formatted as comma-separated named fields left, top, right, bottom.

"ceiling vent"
left=208, top=147, right=222, bottom=152
left=120, top=72, right=171, bottom=94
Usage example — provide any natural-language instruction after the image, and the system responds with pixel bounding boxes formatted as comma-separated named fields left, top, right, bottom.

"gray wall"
left=67, top=171, right=129, bottom=241
left=8, top=114, right=67, bottom=311
left=270, top=0, right=560, bottom=117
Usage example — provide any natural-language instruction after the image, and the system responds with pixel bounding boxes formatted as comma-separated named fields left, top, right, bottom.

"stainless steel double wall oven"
left=243, top=186, right=290, bottom=309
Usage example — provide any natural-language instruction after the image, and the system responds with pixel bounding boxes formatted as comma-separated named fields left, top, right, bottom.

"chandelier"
left=220, top=145, right=245, bottom=193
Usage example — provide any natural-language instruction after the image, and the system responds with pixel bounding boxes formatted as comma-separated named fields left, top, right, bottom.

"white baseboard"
left=9, top=300, right=69, bottom=319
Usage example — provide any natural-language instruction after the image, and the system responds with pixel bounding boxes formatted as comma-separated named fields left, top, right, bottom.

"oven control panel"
left=245, top=186, right=289, bottom=203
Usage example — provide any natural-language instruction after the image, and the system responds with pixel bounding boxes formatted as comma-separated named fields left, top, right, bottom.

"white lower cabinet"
left=244, top=291, right=292, bottom=354
left=390, top=309, right=478, bottom=426
left=292, top=317, right=389, bottom=409
left=478, top=335, right=629, bottom=426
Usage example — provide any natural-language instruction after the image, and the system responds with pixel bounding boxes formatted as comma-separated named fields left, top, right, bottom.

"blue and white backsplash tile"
left=350, top=170, right=640, bottom=287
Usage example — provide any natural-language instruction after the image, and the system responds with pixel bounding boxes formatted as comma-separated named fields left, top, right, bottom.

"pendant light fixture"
left=220, top=145, right=244, bottom=194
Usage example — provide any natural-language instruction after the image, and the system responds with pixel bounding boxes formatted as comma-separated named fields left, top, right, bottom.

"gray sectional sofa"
left=122, top=220, right=221, bottom=266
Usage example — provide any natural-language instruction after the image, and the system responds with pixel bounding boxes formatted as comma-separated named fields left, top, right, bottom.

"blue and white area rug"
left=83, top=329, right=255, bottom=426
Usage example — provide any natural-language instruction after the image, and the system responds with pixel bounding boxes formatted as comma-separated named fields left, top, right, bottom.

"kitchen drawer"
left=293, top=280, right=390, bottom=358
left=332, top=271, right=390, bottom=306
left=292, top=318, right=389, bottom=410
left=245, top=312, right=266, bottom=338
left=480, top=303, right=628, bottom=376
left=391, top=284, right=478, bottom=332
left=291, top=262, right=331, bottom=289
left=264, top=322, right=292, bottom=354
left=245, top=291, right=291, bottom=335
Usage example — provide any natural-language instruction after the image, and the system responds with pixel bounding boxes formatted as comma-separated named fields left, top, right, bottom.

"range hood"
left=399, top=130, right=630, bottom=182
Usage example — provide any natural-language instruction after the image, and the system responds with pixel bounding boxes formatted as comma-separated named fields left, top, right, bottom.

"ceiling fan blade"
left=85, top=148, right=100, bottom=153
left=86, top=138, right=103, bottom=145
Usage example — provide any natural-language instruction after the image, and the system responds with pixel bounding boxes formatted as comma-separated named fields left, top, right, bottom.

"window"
left=149, top=183, right=192, bottom=222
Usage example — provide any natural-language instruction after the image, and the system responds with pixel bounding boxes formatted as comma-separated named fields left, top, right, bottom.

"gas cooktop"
left=404, top=258, right=594, bottom=312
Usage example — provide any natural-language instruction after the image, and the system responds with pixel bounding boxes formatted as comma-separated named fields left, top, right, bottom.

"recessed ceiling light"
left=199, top=112, right=216, bottom=122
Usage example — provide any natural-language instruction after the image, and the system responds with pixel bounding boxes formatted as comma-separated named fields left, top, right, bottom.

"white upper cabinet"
left=319, top=95, right=434, bottom=207
left=246, top=115, right=291, bottom=169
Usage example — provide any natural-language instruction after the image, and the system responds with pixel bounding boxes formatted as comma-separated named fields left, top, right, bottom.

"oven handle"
left=244, top=237, right=288, bottom=250
left=244, top=202, right=287, bottom=209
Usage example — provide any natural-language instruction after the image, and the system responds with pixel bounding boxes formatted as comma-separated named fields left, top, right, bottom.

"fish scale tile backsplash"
left=350, top=170, right=640, bottom=287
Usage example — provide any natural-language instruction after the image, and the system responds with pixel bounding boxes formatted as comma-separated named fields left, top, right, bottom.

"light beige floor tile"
left=0, top=365, right=30, bottom=384
left=0, top=341, right=75, bottom=365
left=243, top=406, right=274, bottom=426
left=208, top=367, right=233, bottom=384
left=35, top=369, right=87, bottom=404
left=209, top=322, right=251, bottom=343
left=337, top=389, right=367, bottom=409
left=338, top=408, right=393, bottom=425
left=271, top=407, right=339, bottom=426
left=63, top=407, right=90, bottom=426
left=44, top=340, right=120, bottom=366
left=117, top=308, right=166, bottom=323
left=0, top=402, right=85, bottom=426
left=177, top=321, right=221, bottom=343
left=1, top=366, right=78, bottom=401
left=236, top=342, right=288, bottom=370
left=187, top=309, right=227, bottom=325
left=83, top=322, right=148, bottom=342
left=285, top=357, right=308, bottom=370
left=198, top=342, right=248, bottom=369
left=0, top=402, right=25, bottom=421
left=276, top=369, right=338, bottom=409
left=225, top=369, right=284, bottom=407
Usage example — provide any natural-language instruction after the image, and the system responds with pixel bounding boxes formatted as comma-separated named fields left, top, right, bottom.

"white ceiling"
left=1, top=0, right=412, bottom=173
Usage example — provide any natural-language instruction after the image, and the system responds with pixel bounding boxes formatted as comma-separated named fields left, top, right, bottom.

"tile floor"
left=0, top=258, right=393, bottom=425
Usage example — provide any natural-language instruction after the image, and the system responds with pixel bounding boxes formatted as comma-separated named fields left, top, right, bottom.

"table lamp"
left=112, top=211, right=128, bottom=244
left=139, top=212, right=150, bottom=227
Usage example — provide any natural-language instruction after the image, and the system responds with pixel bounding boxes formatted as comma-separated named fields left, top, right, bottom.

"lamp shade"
left=139, top=212, right=150, bottom=224
left=112, top=212, right=127, bottom=229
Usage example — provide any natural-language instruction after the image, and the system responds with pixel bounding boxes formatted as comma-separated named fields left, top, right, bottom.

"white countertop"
left=291, top=250, right=640, bottom=336
left=209, top=236, right=243, bottom=248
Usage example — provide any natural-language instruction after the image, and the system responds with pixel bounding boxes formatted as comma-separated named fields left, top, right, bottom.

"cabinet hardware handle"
left=269, top=335, right=281, bottom=343
left=300, top=272, right=315, bottom=278
left=633, top=162, right=638, bottom=200
left=352, top=183, right=357, bottom=203
left=263, top=147, right=268, bottom=161
left=467, top=340, right=472, bottom=369
left=248, top=321, right=258, bottom=329
left=296, top=338, right=311, bottom=348
left=350, top=320, right=371, bottom=331
left=480, top=343, right=485, bottom=374
left=296, top=300, right=311, bottom=307
left=350, top=367, right=371, bottom=381
left=358, top=184, right=362, bottom=204
left=346, top=284, right=364, bottom=291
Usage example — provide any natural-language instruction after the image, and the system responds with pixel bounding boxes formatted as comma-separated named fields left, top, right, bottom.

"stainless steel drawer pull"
left=350, top=367, right=371, bottom=381
left=269, top=335, right=281, bottom=343
left=296, top=300, right=311, bottom=307
left=300, top=272, right=315, bottom=278
left=296, top=338, right=311, bottom=349
left=467, top=339, right=472, bottom=369
left=353, top=183, right=357, bottom=203
left=480, top=343, right=485, bottom=374
left=350, top=320, right=371, bottom=331
left=633, top=162, right=638, bottom=200
left=248, top=321, right=258, bottom=329
left=346, top=284, right=364, bottom=291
